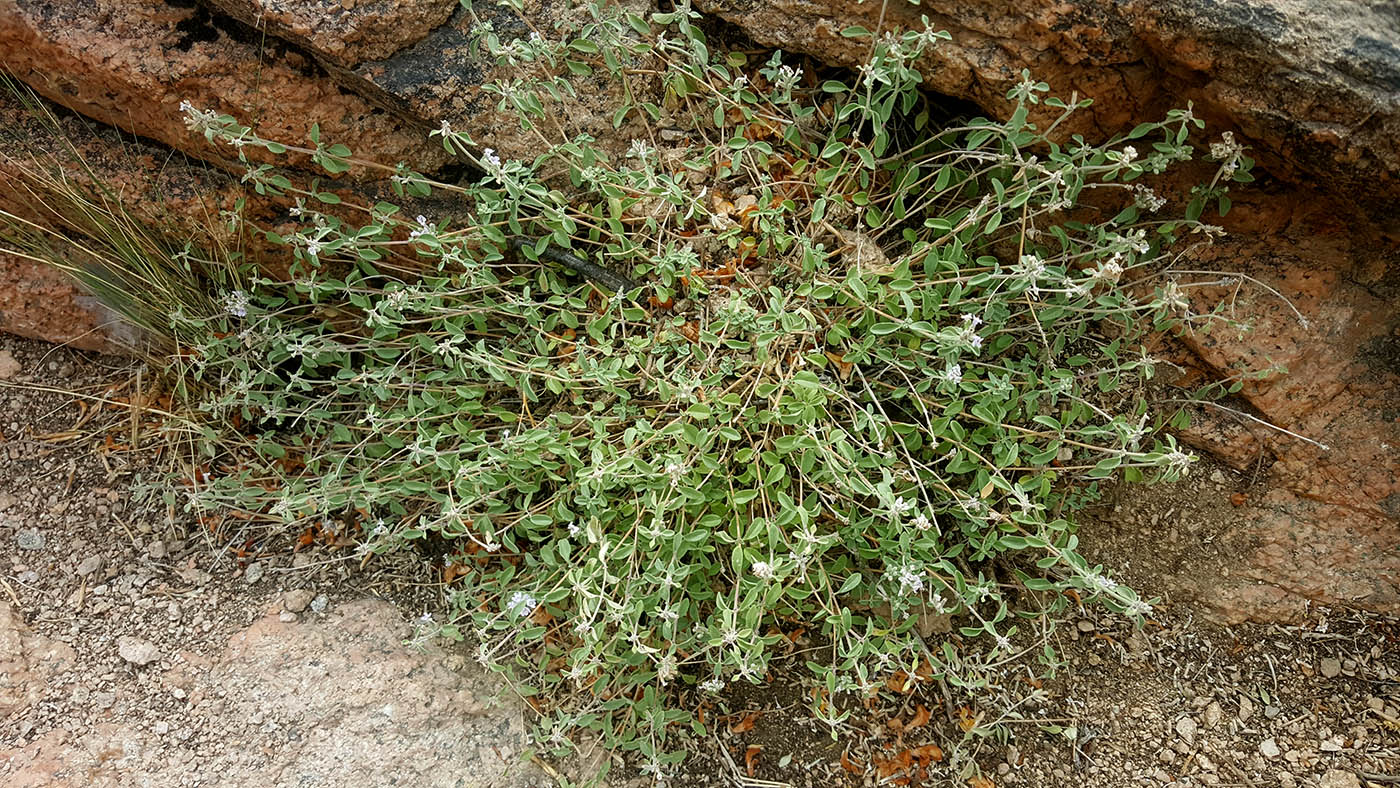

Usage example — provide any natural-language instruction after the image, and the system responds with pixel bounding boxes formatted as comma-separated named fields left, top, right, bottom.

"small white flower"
left=1125, top=228, right=1151, bottom=255
left=1133, top=185, right=1167, bottom=213
left=1163, top=449, right=1194, bottom=476
left=626, top=139, right=652, bottom=160
left=994, top=633, right=1012, bottom=652
left=1085, top=573, right=1119, bottom=595
left=664, top=459, right=686, bottom=487
left=1125, top=599, right=1153, bottom=618
left=305, top=238, right=322, bottom=258
left=1015, top=253, right=1046, bottom=281
left=889, top=497, right=916, bottom=518
left=409, top=214, right=434, bottom=241
left=941, top=363, right=963, bottom=387
left=700, top=677, right=725, bottom=693
left=506, top=590, right=539, bottom=618
left=656, top=654, right=678, bottom=684
left=961, top=313, right=983, bottom=328
left=481, top=147, right=501, bottom=170
left=438, top=119, right=453, bottom=137
left=222, top=290, right=250, bottom=318
left=890, top=564, right=924, bottom=595
left=1160, top=280, right=1190, bottom=312
left=1093, top=255, right=1124, bottom=283
left=567, top=521, right=582, bottom=537
left=750, top=560, right=775, bottom=581
left=1120, top=146, right=1138, bottom=164
left=910, top=513, right=933, bottom=531
left=1209, top=131, right=1242, bottom=162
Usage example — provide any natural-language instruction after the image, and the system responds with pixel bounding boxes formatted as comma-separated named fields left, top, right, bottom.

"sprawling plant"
left=9, top=0, right=1256, bottom=780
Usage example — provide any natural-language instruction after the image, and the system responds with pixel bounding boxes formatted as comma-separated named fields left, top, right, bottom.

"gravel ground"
left=0, top=332, right=1396, bottom=788
left=0, top=334, right=550, bottom=787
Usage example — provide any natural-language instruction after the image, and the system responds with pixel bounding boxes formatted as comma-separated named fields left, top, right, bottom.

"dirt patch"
left=0, top=334, right=548, bottom=787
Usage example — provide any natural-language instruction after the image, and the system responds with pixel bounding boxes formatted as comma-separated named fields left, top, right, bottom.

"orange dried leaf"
left=957, top=706, right=978, bottom=732
left=825, top=351, right=854, bottom=381
left=906, top=704, right=931, bottom=732
left=885, top=670, right=912, bottom=694
left=839, top=750, right=864, bottom=775
left=912, top=744, right=944, bottom=764
left=875, top=748, right=913, bottom=777
left=968, top=777, right=995, bottom=788
left=730, top=711, right=760, bottom=734
left=745, top=745, right=762, bottom=777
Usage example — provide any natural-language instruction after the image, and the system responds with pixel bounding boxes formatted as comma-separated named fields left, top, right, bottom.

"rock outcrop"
left=698, top=0, right=1400, bottom=231
left=1166, top=185, right=1398, bottom=621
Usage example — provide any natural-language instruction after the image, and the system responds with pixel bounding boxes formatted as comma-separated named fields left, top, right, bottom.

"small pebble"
left=1203, top=700, right=1223, bottom=729
left=117, top=636, right=162, bottom=666
left=244, top=562, right=265, bottom=584
left=77, top=556, right=103, bottom=576
left=310, top=593, right=329, bottom=614
left=1076, top=620, right=1095, bottom=632
left=1259, top=738, right=1281, bottom=758
left=282, top=588, right=315, bottom=613
left=0, top=349, right=21, bottom=379
left=278, top=611, right=298, bottom=623
left=1239, top=695, right=1255, bottom=721
left=1176, top=716, right=1198, bottom=744
left=1318, top=769, right=1361, bottom=788
left=1320, top=657, right=1342, bottom=678
left=148, top=540, right=168, bottom=559
left=16, top=528, right=45, bottom=551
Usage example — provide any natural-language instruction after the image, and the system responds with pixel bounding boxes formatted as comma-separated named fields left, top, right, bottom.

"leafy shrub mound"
left=5, top=0, right=1254, bottom=778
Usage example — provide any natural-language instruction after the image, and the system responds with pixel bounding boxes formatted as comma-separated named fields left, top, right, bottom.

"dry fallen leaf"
left=957, top=706, right=979, bottom=732
left=839, top=749, right=864, bottom=775
left=729, top=711, right=760, bottom=733
left=745, top=745, right=762, bottom=777
left=874, top=748, right=912, bottom=777
left=906, top=704, right=932, bottom=732
left=825, top=351, right=854, bottom=381
left=912, top=743, right=943, bottom=764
